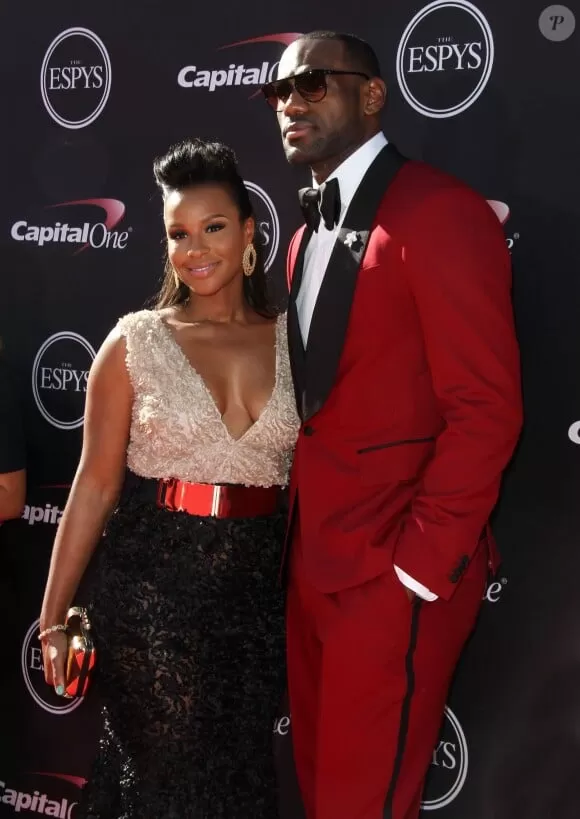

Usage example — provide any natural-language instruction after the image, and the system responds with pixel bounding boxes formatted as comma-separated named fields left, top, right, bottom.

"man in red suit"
left=262, top=31, right=523, bottom=819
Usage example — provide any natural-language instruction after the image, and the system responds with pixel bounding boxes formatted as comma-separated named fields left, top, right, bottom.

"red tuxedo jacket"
left=286, top=144, right=522, bottom=601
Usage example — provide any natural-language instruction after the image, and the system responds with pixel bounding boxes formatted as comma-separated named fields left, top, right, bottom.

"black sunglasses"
left=261, top=68, right=370, bottom=110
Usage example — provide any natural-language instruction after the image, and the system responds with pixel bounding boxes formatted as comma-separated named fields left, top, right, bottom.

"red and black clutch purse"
left=63, top=606, right=96, bottom=698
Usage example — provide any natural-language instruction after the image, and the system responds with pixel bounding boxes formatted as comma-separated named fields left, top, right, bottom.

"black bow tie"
left=298, top=178, right=341, bottom=232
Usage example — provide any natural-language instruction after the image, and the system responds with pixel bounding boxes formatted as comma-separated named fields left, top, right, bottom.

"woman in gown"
left=38, top=137, right=300, bottom=818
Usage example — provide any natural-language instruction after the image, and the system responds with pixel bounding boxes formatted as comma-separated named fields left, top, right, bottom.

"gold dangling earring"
left=242, top=243, right=257, bottom=277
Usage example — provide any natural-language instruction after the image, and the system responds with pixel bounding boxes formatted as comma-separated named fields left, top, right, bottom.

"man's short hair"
left=298, top=31, right=382, bottom=78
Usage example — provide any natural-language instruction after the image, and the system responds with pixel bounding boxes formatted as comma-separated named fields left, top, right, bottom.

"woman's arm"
left=40, top=328, right=133, bottom=635
left=0, top=469, right=26, bottom=519
left=0, top=352, right=26, bottom=519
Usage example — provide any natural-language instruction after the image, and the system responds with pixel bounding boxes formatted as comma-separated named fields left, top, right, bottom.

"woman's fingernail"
left=55, top=685, right=65, bottom=696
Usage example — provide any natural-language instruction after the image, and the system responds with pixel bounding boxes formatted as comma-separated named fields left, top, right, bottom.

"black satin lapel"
left=303, top=143, right=407, bottom=421
left=288, top=228, right=311, bottom=419
left=290, top=227, right=310, bottom=302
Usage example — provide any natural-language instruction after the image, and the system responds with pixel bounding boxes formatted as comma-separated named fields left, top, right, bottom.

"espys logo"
left=245, top=181, right=279, bottom=271
left=271, top=707, right=466, bottom=809
left=41, top=27, right=111, bottom=129
left=21, top=620, right=83, bottom=715
left=11, top=198, right=129, bottom=254
left=486, top=199, right=520, bottom=252
left=0, top=779, right=77, bottom=817
left=421, top=706, right=468, bottom=810
left=396, top=0, right=494, bottom=118
left=178, top=33, right=300, bottom=94
left=32, top=332, right=96, bottom=430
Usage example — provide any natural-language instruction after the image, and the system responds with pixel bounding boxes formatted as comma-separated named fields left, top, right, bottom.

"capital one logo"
left=421, top=706, right=468, bottom=810
left=487, top=199, right=520, bottom=252
left=22, top=503, right=64, bottom=527
left=569, top=421, right=580, bottom=444
left=0, top=779, right=77, bottom=817
left=396, top=0, right=494, bottom=118
left=11, top=198, right=129, bottom=254
left=539, top=5, right=576, bottom=41
left=41, top=27, right=111, bottom=129
left=178, top=33, right=301, bottom=94
left=32, top=332, right=96, bottom=430
left=273, top=714, right=291, bottom=736
left=245, top=181, right=280, bottom=271
left=21, top=620, right=83, bottom=715
left=483, top=575, right=507, bottom=602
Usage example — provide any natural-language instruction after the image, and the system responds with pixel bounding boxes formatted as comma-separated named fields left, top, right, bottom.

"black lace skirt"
left=78, top=474, right=288, bottom=819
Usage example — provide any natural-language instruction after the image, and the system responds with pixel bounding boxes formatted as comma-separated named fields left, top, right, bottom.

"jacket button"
left=303, top=425, right=314, bottom=436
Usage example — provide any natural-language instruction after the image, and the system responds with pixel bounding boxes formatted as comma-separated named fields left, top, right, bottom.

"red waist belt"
left=156, top=479, right=282, bottom=518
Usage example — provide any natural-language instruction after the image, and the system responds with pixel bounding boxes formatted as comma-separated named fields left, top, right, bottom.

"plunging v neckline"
left=155, top=312, right=280, bottom=444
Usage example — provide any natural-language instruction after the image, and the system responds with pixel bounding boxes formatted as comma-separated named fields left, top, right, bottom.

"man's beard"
left=284, top=127, right=359, bottom=168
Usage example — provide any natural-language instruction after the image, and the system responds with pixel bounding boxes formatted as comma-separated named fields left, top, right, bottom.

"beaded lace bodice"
left=117, top=310, right=300, bottom=487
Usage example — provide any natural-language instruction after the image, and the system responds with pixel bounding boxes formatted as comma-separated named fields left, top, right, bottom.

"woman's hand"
left=41, top=631, right=68, bottom=696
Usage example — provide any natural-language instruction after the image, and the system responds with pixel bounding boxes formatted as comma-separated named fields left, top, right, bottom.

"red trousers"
left=286, top=533, right=488, bottom=819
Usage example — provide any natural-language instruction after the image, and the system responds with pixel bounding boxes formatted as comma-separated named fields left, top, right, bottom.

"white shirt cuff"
left=394, top=565, right=438, bottom=601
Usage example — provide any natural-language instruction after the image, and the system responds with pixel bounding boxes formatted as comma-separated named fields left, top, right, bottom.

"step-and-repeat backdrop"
left=0, top=1, right=579, bottom=816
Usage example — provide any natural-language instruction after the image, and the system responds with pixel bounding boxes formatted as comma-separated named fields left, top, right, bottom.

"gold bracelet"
left=38, top=624, right=68, bottom=641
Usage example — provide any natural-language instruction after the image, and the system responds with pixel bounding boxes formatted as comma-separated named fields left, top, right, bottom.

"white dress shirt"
left=296, top=131, right=437, bottom=602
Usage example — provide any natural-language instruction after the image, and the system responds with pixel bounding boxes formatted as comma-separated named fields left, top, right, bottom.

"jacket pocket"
left=357, top=436, right=436, bottom=484
left=356, top=436, right=436, bottom=455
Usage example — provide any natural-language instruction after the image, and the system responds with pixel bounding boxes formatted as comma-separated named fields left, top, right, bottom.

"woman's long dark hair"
left=153, top=138, right=275, bottom=317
